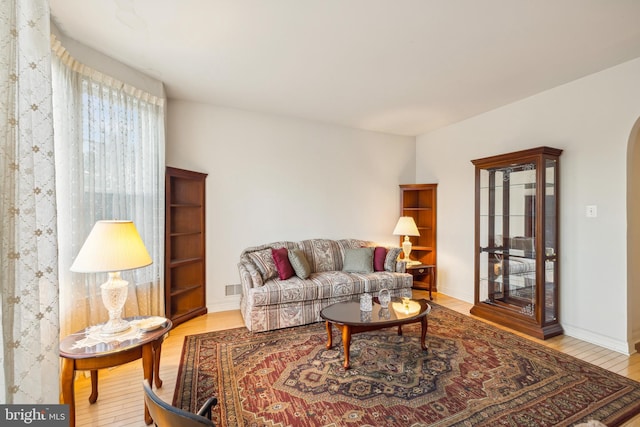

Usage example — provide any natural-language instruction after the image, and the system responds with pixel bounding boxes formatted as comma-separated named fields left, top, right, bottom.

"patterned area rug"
left=173, top=303, right=640, bottom=426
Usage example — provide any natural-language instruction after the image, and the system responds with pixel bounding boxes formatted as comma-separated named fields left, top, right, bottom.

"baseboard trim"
left=436, top=287, right=473, bottom=305
left=562, top=324, right=631, bottom=355
left=209, top=296, right=241, bottom=313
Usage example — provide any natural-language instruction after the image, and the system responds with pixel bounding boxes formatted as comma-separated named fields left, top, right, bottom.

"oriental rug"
left=173, top=303, right=640, bottom=426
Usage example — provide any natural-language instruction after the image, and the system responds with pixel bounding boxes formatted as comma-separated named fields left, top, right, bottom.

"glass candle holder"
left=360, top=293, right=372, bottom=311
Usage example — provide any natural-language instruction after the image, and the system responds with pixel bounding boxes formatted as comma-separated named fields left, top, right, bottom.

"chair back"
left=142, top=380, right=215, bottom=427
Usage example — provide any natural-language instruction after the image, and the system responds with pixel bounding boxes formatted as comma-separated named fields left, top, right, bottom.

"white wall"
left=416, top=58, right=640, bottom=354
left=166, top=102, right=415, bottom=311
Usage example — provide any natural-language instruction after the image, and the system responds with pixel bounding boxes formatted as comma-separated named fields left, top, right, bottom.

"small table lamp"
left=71, top=220, right=152, bottom=335
left=393, top=216, right=421, bottom=266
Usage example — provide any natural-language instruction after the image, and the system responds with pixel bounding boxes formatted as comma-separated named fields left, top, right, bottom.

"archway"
left=627, top=116, right=640, bottom=353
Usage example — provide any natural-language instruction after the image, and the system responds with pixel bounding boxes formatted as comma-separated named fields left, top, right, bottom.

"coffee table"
left=320, top=298, right=431, bottom=369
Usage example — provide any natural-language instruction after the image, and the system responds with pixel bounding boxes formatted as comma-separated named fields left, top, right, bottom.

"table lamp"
left=393, top=216, right=421, bottom=266
left=70, top=220, right=152, bottom=335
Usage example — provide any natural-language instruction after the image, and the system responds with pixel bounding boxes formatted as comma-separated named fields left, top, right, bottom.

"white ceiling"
left=49, top=0, right=640, bottom=136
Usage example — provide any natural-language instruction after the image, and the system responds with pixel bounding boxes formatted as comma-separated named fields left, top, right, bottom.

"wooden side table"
left=407, top=264, right=436, bottom=300
left=59, top=316, right=172, bottom=427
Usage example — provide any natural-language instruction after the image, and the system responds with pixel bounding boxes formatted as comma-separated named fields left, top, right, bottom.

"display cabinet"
left=165, top=167, right=208, bottom=326
left=470, top=147, right=562, bottom=339
left=399, top=184, right=437, bottom=292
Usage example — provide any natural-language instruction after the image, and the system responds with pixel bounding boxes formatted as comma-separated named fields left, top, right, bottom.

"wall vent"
left=225, top=284, right=242, bottom=296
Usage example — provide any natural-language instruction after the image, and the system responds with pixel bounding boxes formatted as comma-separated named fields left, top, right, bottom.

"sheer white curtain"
left=0, top=0, right=59, bottom=403
left=51, top=36, right=165, bottom=337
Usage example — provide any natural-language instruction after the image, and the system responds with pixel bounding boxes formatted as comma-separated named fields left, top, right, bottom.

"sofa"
left=238, top=238, right=413, bottom=332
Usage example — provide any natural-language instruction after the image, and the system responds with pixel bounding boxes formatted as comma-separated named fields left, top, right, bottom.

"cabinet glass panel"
left=479, top=164, right=537, bottom=316
left=544, top=260, right=557, bottom=323
left=544, top=158, right=558, bottom=324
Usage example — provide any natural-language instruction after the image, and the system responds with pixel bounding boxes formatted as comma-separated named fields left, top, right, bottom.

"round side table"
left=59, top=316, right=172, bottom=427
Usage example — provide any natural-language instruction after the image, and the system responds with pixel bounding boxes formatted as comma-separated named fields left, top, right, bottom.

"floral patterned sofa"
left=238, top=238, right=412, bottom=332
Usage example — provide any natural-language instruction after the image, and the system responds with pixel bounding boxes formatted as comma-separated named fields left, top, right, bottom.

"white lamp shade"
left=392, top=216, right=420, bottom=237
left=70, top=220, right=152, bottom=273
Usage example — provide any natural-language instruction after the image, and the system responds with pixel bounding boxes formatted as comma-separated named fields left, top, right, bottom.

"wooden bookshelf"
left=399, top=184, right=437, bottom=292
left=165, top=167, right=208, bottom=326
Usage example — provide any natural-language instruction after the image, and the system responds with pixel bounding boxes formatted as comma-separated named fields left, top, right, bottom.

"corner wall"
left=416, top=57, right=640, bottom=354
left=166, top=101, right=415, bottom=311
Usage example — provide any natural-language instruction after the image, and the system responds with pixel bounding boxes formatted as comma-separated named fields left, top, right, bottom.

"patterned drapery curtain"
left=0, top=0, right=60, bottom=403
left=51, top=36, right=166, bottom=338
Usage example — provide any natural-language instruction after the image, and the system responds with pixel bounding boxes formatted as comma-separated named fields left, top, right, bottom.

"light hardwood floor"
left=71, top=291, right=640, bottom=426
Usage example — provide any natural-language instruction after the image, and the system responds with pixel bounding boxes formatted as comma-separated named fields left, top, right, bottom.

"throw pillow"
left=271, top=247, right=294, bottom=280
left=288, top=249, right=311, bottom=279
left=247, top=249, right=278, bottom=281
left=373, top=246, right=387, bottom=271
left=384, top=247, right=403, bottom=272
left=343, top=247, right=374, bottom=273
left=243, top=261, right=264, bottom=287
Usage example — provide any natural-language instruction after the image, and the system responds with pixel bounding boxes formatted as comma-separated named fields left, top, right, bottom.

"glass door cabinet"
left=471, top=147, right=563, bottom=339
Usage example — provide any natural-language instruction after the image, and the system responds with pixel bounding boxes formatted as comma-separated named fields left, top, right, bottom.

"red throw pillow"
left=374, top=246, right=387, bottom=272
left=271, top=247, right=295, bottom=280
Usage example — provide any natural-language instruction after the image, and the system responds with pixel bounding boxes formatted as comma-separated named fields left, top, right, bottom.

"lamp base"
left=100, top=271, right=130, bottom=335
left=401, top=236, right=422, bottom=267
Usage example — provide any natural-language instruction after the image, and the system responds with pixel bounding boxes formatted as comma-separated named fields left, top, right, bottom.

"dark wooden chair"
left=142, top=380, right=217, bottom=427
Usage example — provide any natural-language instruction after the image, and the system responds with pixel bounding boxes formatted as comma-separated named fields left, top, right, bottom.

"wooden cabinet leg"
left=60, top=358, right=76, bottom=427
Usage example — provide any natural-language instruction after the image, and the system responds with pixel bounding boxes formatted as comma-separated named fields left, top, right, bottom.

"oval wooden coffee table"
left=320, top=298, right=431, bottom=369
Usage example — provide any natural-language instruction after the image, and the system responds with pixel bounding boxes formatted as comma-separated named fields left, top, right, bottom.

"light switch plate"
left=586, top=205, right=597, bottom=218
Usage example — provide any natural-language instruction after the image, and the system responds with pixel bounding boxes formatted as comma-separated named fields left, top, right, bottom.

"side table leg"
left=429, top=268, right=434, bottom=300
left=325, top=321, right=333, bottom=349
left=60, top=358, right=76, bottom=427
left=89, top=370, right=98, bottom=403
left=142, top=343, right=154, bottom=425
left=420, top=316, right=428, bottom=351
left=153, top=341, right=163, bottom=388
left=341, top=325, right=352, bottom=369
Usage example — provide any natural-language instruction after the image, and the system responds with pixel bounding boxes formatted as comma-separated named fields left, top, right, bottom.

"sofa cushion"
left=249, top=272, right=363, bottom=306
left=336, top=239, right=371, bottom=252
left=248, top=249, right=278, bottom=281
left=288, top=249, right=311, bottom=279
left=353, top=271, right=413, bottom=293
left=298, top=239, right=343, bottom=272
left=374, top=246, right=387, bottom=271
left=272, top=247, right=294, bottom=280
left=242, top=260, right=264, bottom=287
left=384, top=247, right=402, bottom=272
left=343, top=247, right=374, bottom=273
left=248, top=270, right=410, bottom=307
